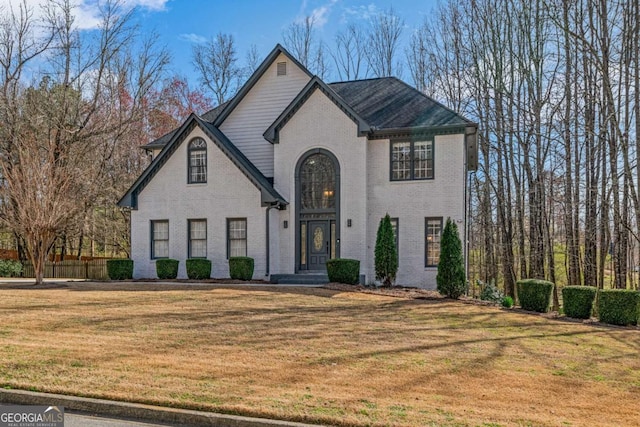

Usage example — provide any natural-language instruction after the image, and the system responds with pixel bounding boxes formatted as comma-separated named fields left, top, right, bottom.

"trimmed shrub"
left=437, top=218, right=466, bottom=299
left=516, top=279, right=554, bottom=313
left=229, top=256, right=254, bottom=281
left=374, top=214, right=398, bottom=287
left=0, top=259, right=22, bottom=277
left=186, top=259, right=211, bottom=280
left=156, top=259, right=179, bottom=279
left=106, top=259, right=133, bottom=280
left=326, top=258, right=360, bottom=285
left=598, top=289, right=640, bottom=326
left=562, top=286, right=597, bottom=319
left=502, top=296, right=514, bottom=308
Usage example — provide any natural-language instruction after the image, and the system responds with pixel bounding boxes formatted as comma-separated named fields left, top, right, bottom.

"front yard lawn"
left=0, top=283, right=638, bottom=426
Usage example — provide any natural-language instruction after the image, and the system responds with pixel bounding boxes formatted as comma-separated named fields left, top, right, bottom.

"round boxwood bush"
left=598, top=289, right=640, bottom=326
left=326, top=258, right=360, bottom=285
left=501, top=296, right=514, bottom=308
left=156, top=259, right=179, bottom=279
left=516, top=279, right=554, bottom=313
left=186, top=258, right=211, bottom=280
left=107, top=259, right=133, bottom=280
left=229, top=256, right=254, bottom=281
left=562, top=286, right=597, bottom=319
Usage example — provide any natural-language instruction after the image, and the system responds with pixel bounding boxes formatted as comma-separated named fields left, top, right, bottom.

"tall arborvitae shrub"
left=436, top=217, right=466, bottom=299
left=374, top=214, right=398, bottom=287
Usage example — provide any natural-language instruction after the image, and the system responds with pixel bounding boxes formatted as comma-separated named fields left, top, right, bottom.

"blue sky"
left=137, top=0, right=440, bottom=85
left=1, top=0, right=440, bottom=87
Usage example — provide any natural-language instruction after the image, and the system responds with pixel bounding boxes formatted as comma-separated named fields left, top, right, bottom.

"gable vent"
left=277, top=61, right=287, bottom=76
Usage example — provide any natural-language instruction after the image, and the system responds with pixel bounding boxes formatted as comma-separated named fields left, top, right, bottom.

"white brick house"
left=119, top=45, right=478, bottom=288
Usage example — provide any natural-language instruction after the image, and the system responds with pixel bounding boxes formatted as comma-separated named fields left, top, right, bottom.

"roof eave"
left=368, top=122, right=477, bottom=139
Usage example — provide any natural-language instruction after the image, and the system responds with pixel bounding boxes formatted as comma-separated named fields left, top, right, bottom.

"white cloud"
left=296, top=0, right=338, bottom=29
left=343, top=3, right=379, bottom=21
left=0, top=0, right=168, bottom=31
left=178, top=33, right=207, bottom=44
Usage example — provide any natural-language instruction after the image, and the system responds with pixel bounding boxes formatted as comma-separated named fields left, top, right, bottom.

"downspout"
left=265, top=203, right=280, bottom=277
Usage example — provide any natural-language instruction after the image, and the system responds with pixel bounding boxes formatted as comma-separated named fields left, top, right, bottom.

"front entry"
left=296, top=149, right=340, bottom=272
left=308, top=221, right=330, bottom=270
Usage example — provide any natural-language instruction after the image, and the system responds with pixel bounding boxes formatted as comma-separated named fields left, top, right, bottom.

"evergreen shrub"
left=186, top=259, right=211, bottom=280
left=597, top=289, right=640, bottom=326
left=0, top=259, right=23, bottom=277
left=516, top=279, right=554, bottom=313
left=156, top=259, right=179, bottom=279
left=436, top=218, right=466, bottom=299
left=479, top=280, right=503, bottom=303
left=326, top=258, right=360, bottom=285
left=562, top=286, right=597, bottom=319
left=374, top=214, right=398, bottom=287
left=501, top=296, right=514, bottom=308
left=106, top=259, right=133, bottom=280
left=229, top=256, right=254, bottom=280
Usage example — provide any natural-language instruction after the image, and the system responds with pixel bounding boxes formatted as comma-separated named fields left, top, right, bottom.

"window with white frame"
left=188, top=138, right=207, bottom=183
left=188, top=219, right=207, bottom=258
left=425, top=217, right=442, bottom=267
left=227, top=218, right=247, bottom=258
left=151, top=220, right=169, bottom=259
left=391, top=139, right=434, bottom=180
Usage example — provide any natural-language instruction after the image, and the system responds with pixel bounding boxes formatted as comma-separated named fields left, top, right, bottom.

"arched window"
left=299, top=153, right=336, bottom=211
left=188, top=138, right=207, bottom=183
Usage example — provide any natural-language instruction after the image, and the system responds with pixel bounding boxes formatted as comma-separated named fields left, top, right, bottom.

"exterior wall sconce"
left=284, top=220, right=288, bottom=229
left=347, top=219, right=352, bottom=227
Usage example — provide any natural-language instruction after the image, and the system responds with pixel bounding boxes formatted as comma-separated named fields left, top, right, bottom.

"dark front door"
left=308, top=221, right=330, bottom=270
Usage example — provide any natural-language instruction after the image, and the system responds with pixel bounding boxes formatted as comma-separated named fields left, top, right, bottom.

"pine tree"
left=375, top=214, right=398, bottom=287
left=436, top=218, right=466, bottom=298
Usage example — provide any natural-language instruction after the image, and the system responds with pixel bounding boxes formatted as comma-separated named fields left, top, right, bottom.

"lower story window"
left=425, top=217, right=442, bottom=267
left=188, top=219, right=207, bottom=258
left=151, top=220, right=169, bottom=259
left=227, top=218, right=247, bottom=258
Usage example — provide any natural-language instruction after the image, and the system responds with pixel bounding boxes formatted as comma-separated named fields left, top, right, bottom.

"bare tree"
left=366, top=7, right=404, bottom=77
left=192, top=32, right=241, bottom=104
left=282, top=15, right=329, bottom=78
left=283, top=16, right=315, bottom=68
left=245, top=43, right=261, bottom=76
left=0, top=0, right=169, bottom=284
left=331, top=23, right=368, bottom=81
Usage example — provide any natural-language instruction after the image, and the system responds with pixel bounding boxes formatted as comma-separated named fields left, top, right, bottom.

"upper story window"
left=391, top=139, right=434, bottom=181
left=188, top=138, right=207, bottom=183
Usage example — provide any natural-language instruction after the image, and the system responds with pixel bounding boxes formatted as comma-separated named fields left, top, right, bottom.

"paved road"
left=65, top=411, right=176, bottom=427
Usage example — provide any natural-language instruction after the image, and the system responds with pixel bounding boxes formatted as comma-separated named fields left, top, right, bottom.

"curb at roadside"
left=0, top=389, right=324, bottom=427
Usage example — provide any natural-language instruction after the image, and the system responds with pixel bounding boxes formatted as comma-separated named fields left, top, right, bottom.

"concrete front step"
left=270, top=274, right=329, bottom=285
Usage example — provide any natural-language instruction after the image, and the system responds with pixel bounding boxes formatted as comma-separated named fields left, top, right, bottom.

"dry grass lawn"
left=0, top=283, right=638, bottom=426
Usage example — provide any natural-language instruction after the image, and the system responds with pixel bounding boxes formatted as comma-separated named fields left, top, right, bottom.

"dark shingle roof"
left=328, top=77, right=472, bottom=130
left=144, top=101, right=231, bottom=149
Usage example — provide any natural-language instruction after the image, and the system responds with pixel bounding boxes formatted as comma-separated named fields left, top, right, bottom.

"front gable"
left=264, top=77, right=370, bottom=144
left=118, top=114, right=286, bottom=209
left=216, top=45, right=313, bottom=178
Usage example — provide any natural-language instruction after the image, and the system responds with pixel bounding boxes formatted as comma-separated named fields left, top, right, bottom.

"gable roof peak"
left=212, top=44, right=313, bottom=127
